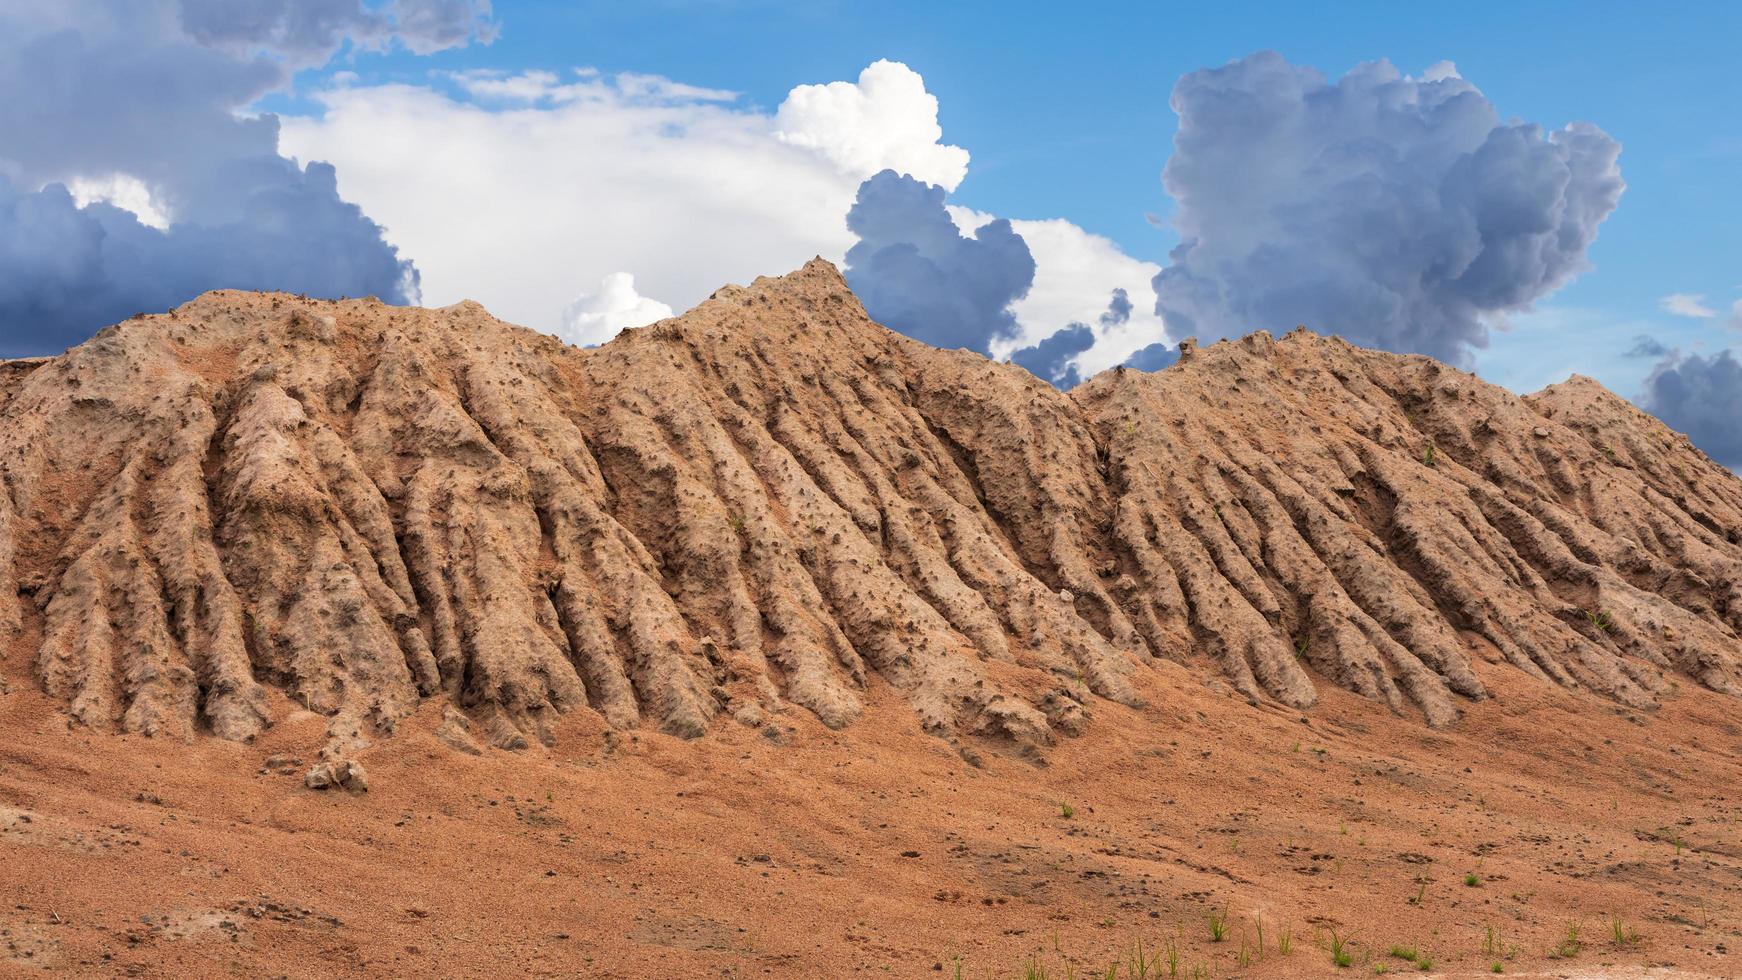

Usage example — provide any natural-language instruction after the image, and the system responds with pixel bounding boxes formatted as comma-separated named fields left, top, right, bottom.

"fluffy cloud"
left=949, top=210, right=1172, bottom=376
left=843, top=170, right=1034, bottom=354
left=1639, top=349, right=1742, bottom=468
left=1009, top=324, right=1093, bottom=388
left=558, top=272, right=673, bottom=348
left=1121, top=342, right=1179, bottom=372
left=1152, top=51, right=1625, bottom=367
left=1660, top=293, right=1718, bottom=319
left=1005, top=288, right=1158, bottom=388
left=776, top=60, right=969, bottom=192
left=0, top=0, right=483, bottom=354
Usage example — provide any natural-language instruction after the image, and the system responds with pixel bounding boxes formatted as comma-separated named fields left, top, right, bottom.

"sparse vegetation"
left=1386, top=945, right=1417, bottom=961
left=1464, top=872, right=1481, bottom=887
left=1206, top=908, right=1229, bottom=943
left=1329, top=929, right=1353, bottom=968
left=1607, top=914, right=1640, bottom=947
left=1585, top=608, right=1613, bottom=633
left=1059, top=802, right=1074, bottom=820
left=1548, top=921, right=1582, bottom=959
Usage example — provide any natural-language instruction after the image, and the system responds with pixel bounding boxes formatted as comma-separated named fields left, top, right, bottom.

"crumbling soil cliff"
left=2, top=260, right=1738, bottom=760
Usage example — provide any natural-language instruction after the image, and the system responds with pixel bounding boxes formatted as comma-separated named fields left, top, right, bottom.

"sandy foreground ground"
left=2, top=643, right=1736, bottom=979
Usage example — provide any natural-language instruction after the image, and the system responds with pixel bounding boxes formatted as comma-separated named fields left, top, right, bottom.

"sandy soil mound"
left=1, top=260, right=1738, bottom=762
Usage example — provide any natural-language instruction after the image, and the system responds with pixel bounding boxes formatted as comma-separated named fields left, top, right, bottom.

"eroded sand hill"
left=0, top=260, right=1738, bottom=765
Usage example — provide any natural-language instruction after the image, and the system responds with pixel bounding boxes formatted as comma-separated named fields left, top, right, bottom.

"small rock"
left=732, top=705, right=765, bottom=728
left=303, top=763, right=337, bottom=790
left=304, top=759, right=369, bottom=792
left=339, top=760, right=369, bottom=792
left=1532, top=426, right=1550, bottom=438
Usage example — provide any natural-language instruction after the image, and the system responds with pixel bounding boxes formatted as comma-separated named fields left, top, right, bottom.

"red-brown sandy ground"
left=3, top=645, right=1737, bottom=978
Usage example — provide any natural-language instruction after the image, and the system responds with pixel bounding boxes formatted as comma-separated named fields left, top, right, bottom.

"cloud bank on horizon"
left=0, top=0, right=494, bottom=356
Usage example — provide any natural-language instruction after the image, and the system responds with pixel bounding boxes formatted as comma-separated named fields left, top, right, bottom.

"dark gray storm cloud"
left=1639, top=349, right=1742, bottom=469
left=0, top=171, right=414, bottom=357
left=1009, top=324, right=1093, bottom=388
left=844, top=170, right=1035, bottom=354
left=1121, top=342, right=1179, bottom=372
left=0, top=1, right=491, bottom=355
left=1152, top=51, right=1625, bottom=367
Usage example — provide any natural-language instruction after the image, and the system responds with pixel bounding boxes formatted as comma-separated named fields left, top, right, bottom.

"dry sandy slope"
left=0, top=260, right=1740, bottom=976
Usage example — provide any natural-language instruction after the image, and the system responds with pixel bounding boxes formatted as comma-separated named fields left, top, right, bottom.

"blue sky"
left=3, top=0, right=1739, bottom=460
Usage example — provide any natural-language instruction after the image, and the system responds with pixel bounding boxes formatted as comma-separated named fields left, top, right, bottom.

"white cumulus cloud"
left=66, top=173, right=171, bottom=229
left=558, top=272, right=673, bottom=347
left=775, top=60, right=969, bottom=192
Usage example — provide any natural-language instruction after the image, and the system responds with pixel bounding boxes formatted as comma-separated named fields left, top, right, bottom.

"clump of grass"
left=1482, top=924, right=1499, bottom=956
left=1164, top=936, right=1181, bottom=977
left=1464, top=872, right=1481, bottom=887
left=1278, top=922, right=1294, bottom=956
left=1607, top=914, right=1640, bottom=947
left=1387, top=945, right=1418, bottom=961
left=1490, top=962, right=1504, bottom=973
left=1407, top=883, right=1426, bottom=906
left=1059, top=802, right=1074, bottom=820
left=1423, top=443, right=1437, bottom=467
left=1329, top=929, right=1353, bottom=969
left=1549, top=921, right=1582, bottom=959
left=1415, top=956, right=1434, bottom=971
left=1206, top=908, right=1229, bottom=943
left=1124, top=938, right=1161, bottom=978
left=1252, top=917, right=1265, bottom=958
left=1585, top=608, right=1613, bottom=633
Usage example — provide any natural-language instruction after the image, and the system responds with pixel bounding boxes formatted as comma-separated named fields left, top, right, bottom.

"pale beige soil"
left=0, top=261, right=1738, bottom=977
